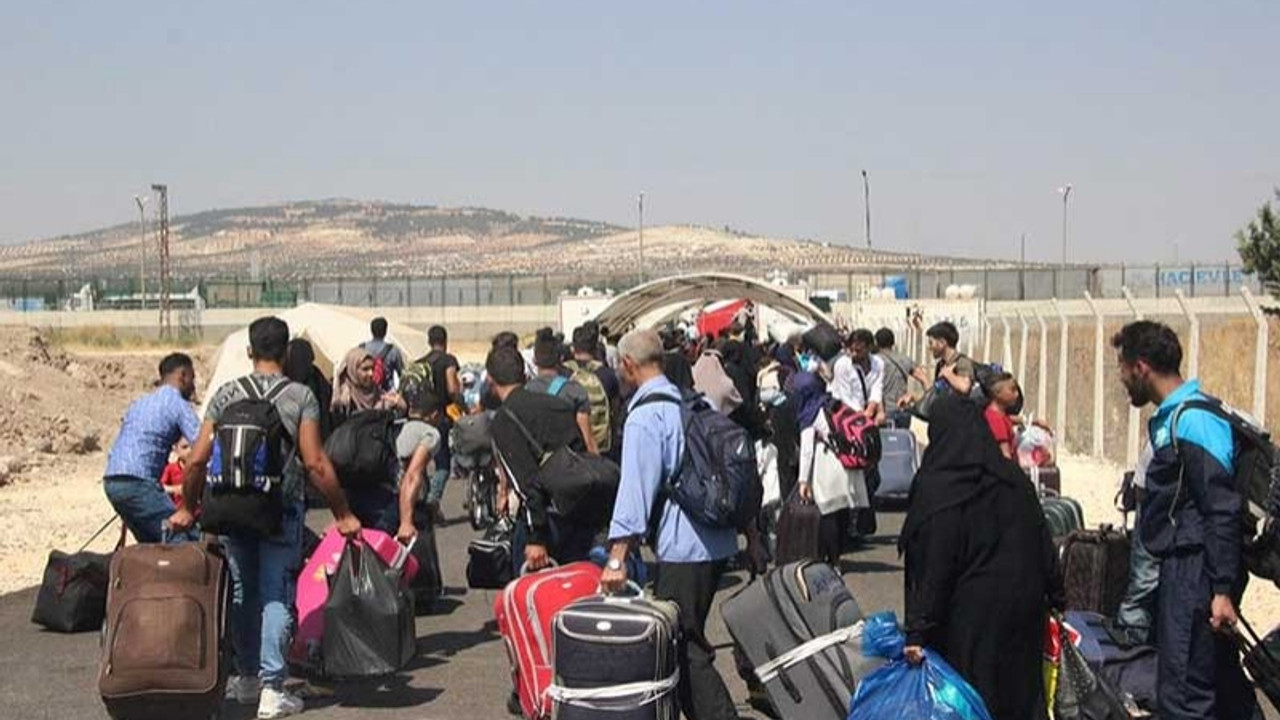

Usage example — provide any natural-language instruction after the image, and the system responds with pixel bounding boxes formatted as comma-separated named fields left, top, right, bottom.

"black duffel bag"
left=801, top=322, right=843, bottom=363
left=466, top=518, right=514, bottom=590
left=501, top=407, right=620, bottom=526
left=325, top=409, right=399, bottom=488
left=32, top=515, right=123, bottom=633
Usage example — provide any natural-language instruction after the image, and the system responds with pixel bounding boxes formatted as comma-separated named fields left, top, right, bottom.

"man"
left=567, top=325, right=620, bottom=457
left=394, top=384, right=443, bottom=545
left=601, top=329, right=738, bottom=720
left=831, top=328, right=884, bottom=419
left=910, top=320, right=974, bottom=397
left=361, top=317, right=404, bottom=393
left=488, top=347, right=597, bottom=572
left=102, top=353, right=202, bottom=543
left=169, top=317, right=361, bottom=719
left=419, top=325, right=461, bottom=517
left=525, top=336, right=599, bottom=455
left=1111, top=320, right=1258, bottom=720
left=874, top=327, right=917, bottom=429
left=661, top=327, right=695, bottom=391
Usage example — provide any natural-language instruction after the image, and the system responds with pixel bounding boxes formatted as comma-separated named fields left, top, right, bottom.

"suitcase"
left=549, top=591, right=680, bottom=719
left=98, top=542, right=230, bottom=720
left=722, top=560, right=885, bottom=720
left=775, top=495, right=821, bottom=565
left=322, top=541, right=417, bottom=678
left=1064, top=611, right=1158, bottom=713
left=1042, top=495, right=1084, bottom=543
left=290, top=527, right=418, bottom=669
left=495, top=562, right=602, bottom=720
left=409, top=501, right=443, bottom=613
left=467, top=520, right=514, bottom=590
left=874, top=429, right=918, bottom=500
left=33, top=516, right=123, bottom=633
left=1029, top=465, right=1062, bottom=496
left=1061, top=527, right=1130, bottom=616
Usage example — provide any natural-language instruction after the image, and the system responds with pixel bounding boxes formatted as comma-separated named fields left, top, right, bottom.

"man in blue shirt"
left=1112, top=321, right=1258, bottom=720
left=102, top=352, right=202, bottom=543
left=601, top=329, right=738, bottom=720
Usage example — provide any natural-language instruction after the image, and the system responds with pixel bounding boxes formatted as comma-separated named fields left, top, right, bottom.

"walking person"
left=417, top=325, right=461, bottom=520
left=102, top=353, right=202, bottom=543
left=793, top=369, right=870, bottom=565
left=874, top=327, right=917, bottom=429
left=168, top=316, right=361, bottom=719
left=830, top=328, right=884, bottom=540
left=331, top=346, right=404, bottom=427
left=1111, top=321, right=1260, bottom=720
left=526, top=336, right=599, bottom=455
left=361, top=316, right=404, bottom=393
left=910, top=320, right=974, bottom=399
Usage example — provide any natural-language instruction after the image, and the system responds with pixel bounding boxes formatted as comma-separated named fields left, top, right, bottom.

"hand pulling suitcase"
left=775, top=494, right=821, bottom=566
left=467, top=519, right=514, bottom=590
left=290, top=527, right=418, bottom=669
left=495, top=562, right=602, bottom=720
left=549, top=588, right=680, bottom=719
left=874, top=428, right=919, bottom=500
left=1042, top=495, right=1084, bottom=543
left=721, top=560, right=885, bottom=720
left=98, top=542, right=230, bottom=720
left=1061, top=526, right=1131, bottom=616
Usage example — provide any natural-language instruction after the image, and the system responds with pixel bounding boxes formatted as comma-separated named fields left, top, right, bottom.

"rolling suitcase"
left=1061, top=527, right=1131, bottom=616
left=775, top=493, right=821, bottom=565
left=1042, top=495, right=1084, bottom=543
left=1029, top=465, right=1062, bottom=496
left=722, top=560, right=885, bottom=720
left=467, top=519, right=514, bottom=590
left=549, top=589, right=680, bottom=719
left=98, top=542, right=230, bottom=720
left=495, top=562, right=602, bottom=720
left=874, top=428, right=918, bottom=500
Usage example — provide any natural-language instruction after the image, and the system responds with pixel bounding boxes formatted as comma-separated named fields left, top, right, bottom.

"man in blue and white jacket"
left=1112, top=321, right=1259, bottom=720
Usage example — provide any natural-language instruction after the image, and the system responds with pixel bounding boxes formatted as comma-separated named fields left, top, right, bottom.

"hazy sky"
left=2, top=2, right=1277, bottom=264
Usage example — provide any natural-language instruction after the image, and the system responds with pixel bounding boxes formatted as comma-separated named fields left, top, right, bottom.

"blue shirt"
left=608, top=375, right=738, bottom=563
left=104, top=385, right=202, bottom=482
left=1148, top=379, right=1234, bottom=472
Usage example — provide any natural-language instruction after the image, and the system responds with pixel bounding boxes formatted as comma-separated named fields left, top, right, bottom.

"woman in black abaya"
left=900, top=395, right=1063, bottom=720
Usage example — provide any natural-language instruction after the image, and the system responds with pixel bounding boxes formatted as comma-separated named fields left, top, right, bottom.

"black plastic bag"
left=322, top=541, right=416, bottom=678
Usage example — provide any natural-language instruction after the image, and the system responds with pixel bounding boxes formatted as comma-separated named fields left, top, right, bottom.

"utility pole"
left=862, top=170, right=871, bottom=249
left=638, top=191, right=645, bottom=283
left=133, top=195, right=148, bottom=310
left=151, top=183, right=172, bottom=338
left=1058, top=183, right=1073, bottom=266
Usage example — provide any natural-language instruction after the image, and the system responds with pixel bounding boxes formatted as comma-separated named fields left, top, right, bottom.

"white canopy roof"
left=591, top=272, right=832, bottom=332
left=200, top=304, right=428, bottom=413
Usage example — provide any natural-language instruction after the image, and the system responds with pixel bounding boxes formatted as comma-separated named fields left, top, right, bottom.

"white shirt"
left=830, top=354, right=884, bottom=412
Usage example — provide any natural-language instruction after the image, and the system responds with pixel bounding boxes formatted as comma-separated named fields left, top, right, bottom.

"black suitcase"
left=550, top=591, right=680, bottom=719
left=1062, top=527, right=1131, bottom=616
left=722, top=561, right=884, bottom=720
left=1029, top=465, right=1061, bottom=495
left=409, top=501, right=442, bottom=613
left=466, top=519, right=513, bottom=590
left=775, top=495, right=821, bottom=565
left=1042, top=495, right=1084, bottom=543
left=31, top=516, right=122, bottom=633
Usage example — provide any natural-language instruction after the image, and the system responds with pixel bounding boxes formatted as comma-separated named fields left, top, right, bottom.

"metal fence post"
left=1017, top=310, right=1030, bottom=390
left=1240, top=287, right=1269, bottom=425
left=1053, top=298, right=1069, bottom=449
left=1174, top=289, right=1199, bottom=379
left=983, top=311, right=994, bottom=364
left=1000, top=314, right=1014, bottom=371
left=1155, top=264, right=1161, bottom=298
left=1122, top=287, right=1142, bottom=466
left=1189, top=262, right=1196, bottom=298
left=1083, top=291, right=1105, bottom=459
left=1034, top=307, right=1049, bottom=420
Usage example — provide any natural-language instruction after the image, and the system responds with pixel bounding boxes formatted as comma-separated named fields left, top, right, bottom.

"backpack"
left=325, top=409, right=400, bottom=488
left=401, top=356, right=435, bottom=400
left=633, top=392, right=761, bottom=531
left=202, top=377, right=290, bottom=537
left=363, top=343, right=395, bottom=391
left=823, top=400, right=882, bottom=470
left=499, top=407, right=620, bottom=526
left=1172, top=397, right=1280, bottom=588
left=565, top=360, right=611, bottom=453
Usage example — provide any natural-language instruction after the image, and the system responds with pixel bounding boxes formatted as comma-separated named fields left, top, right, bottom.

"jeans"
left=653, top=560, right=737, bottom=720
left=223, top=503, right=304, bottom=688
left=103, top=475, right=197, bottom=544
left=1116, top=515, right=1160, bottom=642
left=426, top=417, right=453, bottom=504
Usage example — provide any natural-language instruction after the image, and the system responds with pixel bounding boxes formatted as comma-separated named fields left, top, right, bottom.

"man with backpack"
left=361, top=317, right=404, bottom=393
left=525, top=336, right=599, bottom=455
left=910, top=320, right=974, bottom=397
left=414, top=325, right=461, bottom=520
left=169, top=317, right=361, bottom=720
left=567, top=325, right=619, bottom=457
left=601, top=329, right=739, bottom=720
left=1111, top=320, right=1259, bottom=720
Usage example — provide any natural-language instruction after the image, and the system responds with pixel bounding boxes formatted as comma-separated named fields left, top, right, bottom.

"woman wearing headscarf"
left=900, top=394, right=1063, bottom=720
left=332, top=346, right=405, bottom=428
left=692, top=349, right=743, bottom=415
left=285, top=339, right=333, bottom=441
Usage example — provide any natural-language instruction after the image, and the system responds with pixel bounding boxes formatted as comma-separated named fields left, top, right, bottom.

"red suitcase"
left=494, top=562, right=602, bottom=720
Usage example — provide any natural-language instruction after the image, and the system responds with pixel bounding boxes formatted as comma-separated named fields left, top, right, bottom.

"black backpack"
left=202, top=377, right=290, bottom=537
left=1172, top=397, right=1280, bottom=588
left=325, top=409, right=400, bottom=488
left=634, top=392, right=761, bottom=532
left=500, top=407, right=620, bottom=526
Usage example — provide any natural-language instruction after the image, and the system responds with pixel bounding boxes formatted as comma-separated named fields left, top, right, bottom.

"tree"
left=1236, top=189, right=1280, bottom=298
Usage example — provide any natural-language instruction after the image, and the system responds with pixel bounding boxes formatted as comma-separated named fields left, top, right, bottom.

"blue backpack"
left=633, top=392, right=761, bottom=531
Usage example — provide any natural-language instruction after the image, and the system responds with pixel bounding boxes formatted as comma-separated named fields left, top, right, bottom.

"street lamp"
left=638, top=191, right=645, bottom=283
left=133, top=195, right=148, bottom=310
left=1057, top=183, right=1073, bottom=267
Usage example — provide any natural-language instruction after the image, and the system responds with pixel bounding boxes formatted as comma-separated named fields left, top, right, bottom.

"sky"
left=1, top=1, right=1277, bottom=264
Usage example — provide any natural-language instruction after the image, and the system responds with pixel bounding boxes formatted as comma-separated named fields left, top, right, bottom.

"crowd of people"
left=97, top=308, right=1263, bottom=720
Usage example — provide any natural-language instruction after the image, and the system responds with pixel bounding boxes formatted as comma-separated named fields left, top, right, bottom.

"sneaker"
left=257, top=686, right=304, bottom=719
left=225, top=675, right=262, bottom=705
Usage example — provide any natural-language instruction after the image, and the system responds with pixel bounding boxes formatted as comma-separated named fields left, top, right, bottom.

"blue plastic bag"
left=848, top=612, right=994, bottom=720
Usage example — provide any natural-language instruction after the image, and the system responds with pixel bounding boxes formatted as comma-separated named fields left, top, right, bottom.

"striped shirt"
left=104, top=385, right=202, bottom=482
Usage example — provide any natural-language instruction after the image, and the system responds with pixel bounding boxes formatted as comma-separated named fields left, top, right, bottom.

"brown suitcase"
left=98, top=542, right=230, bottom=720
left=1061, top=526, right=1131, bottom=617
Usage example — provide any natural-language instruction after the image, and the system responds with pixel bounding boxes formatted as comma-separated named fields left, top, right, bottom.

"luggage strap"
left=78, top=513, right=125, bottom=553
left=545, top=671, right=679, bottom=706
left=754, top=620, right=866, bottom=684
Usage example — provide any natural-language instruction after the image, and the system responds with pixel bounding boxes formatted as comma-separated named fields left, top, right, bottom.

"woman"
left=285, top=338, right=333, bottom=440
left=900, top=395, right=1062, bottom=720
left=794, top=365, right=871, bottom=566
left=331, top=346, right=404, bottom=427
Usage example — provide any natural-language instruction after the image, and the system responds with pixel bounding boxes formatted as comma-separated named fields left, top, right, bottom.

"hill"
left=0, top=199, right=986, bottom=279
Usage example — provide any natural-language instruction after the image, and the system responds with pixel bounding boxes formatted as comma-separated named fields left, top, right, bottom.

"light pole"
left=133, top=195, right=148, bottom=310
left=638, top=191, right=645, bottom=283
left=1058, top=183, right=1073, bottom=266
left=862, top=170, right=871, bottom=249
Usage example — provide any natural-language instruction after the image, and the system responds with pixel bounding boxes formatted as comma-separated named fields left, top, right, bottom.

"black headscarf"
left=284, top=338, right=316, bottom=384
left=899, top=394, right=1028, bottom=553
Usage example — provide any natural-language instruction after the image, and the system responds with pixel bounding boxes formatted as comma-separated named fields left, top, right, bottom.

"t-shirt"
left=395, top=419, right=441, bottom=464
left=203, top=373, right=320, bottom=503
left=877, top=349, right=916, bottom=406
left=526, top=374, right=592, bottom=417
left=423, top=349, right=460, bottom=412
left=984, top=404, right=1016, bottom=449
left=831, top=354, right=884, bottom=412
left=934, top=354, right=976, bottom=384
left=491, top=387, right=585, bottom=545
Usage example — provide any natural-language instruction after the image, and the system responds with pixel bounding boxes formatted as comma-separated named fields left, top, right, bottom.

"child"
left=982, top=372, right=1021, bottom=460
left=159, top=438, right=191, bottom=509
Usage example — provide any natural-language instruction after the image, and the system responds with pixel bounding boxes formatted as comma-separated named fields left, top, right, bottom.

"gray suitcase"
left=875, top=429, right=918, bottom=500
left=550, top=591, right=680, bottom=720
left=722, top=561, right=884, bottom=720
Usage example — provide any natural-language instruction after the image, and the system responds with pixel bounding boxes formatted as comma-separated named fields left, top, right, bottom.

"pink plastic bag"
left=289, top=527, right=419, bottom=669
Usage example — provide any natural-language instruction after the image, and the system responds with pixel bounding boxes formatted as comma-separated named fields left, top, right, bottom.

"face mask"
left=759, top=387, right=786, bottom=407
left=799, top=352, right=820, bottom=374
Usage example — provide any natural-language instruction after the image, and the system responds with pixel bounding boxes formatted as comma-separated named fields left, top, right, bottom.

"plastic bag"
left=861, top=611, right=906, bottom=660
left=1017, top=425, right=1055, bottom=469
left=323, top=541, right=416, bottom=678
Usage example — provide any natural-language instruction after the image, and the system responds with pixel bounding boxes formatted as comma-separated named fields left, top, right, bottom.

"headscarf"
left=788, top=371, right=829, bottom=429
left=284, top=338, right=316, bottom=384
left=692, top=350, right=743, bottom=415
left=898, top=393, right=1029, bottom=553
left=333, top=346, right=380, bottom=412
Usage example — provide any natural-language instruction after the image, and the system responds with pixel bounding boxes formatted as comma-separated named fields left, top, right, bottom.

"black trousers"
left=818, top=509, right=850, bottom=566
left=654, top=560, right=738, bottom=720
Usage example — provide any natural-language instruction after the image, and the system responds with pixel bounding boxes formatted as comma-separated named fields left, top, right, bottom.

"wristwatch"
left=606, top=558, right=623, bottom=571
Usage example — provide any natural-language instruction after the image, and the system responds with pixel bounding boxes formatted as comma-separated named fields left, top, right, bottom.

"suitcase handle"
left=598, top=580, right=644, bottom=600
left=518, top=559, right=560, bottom=576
